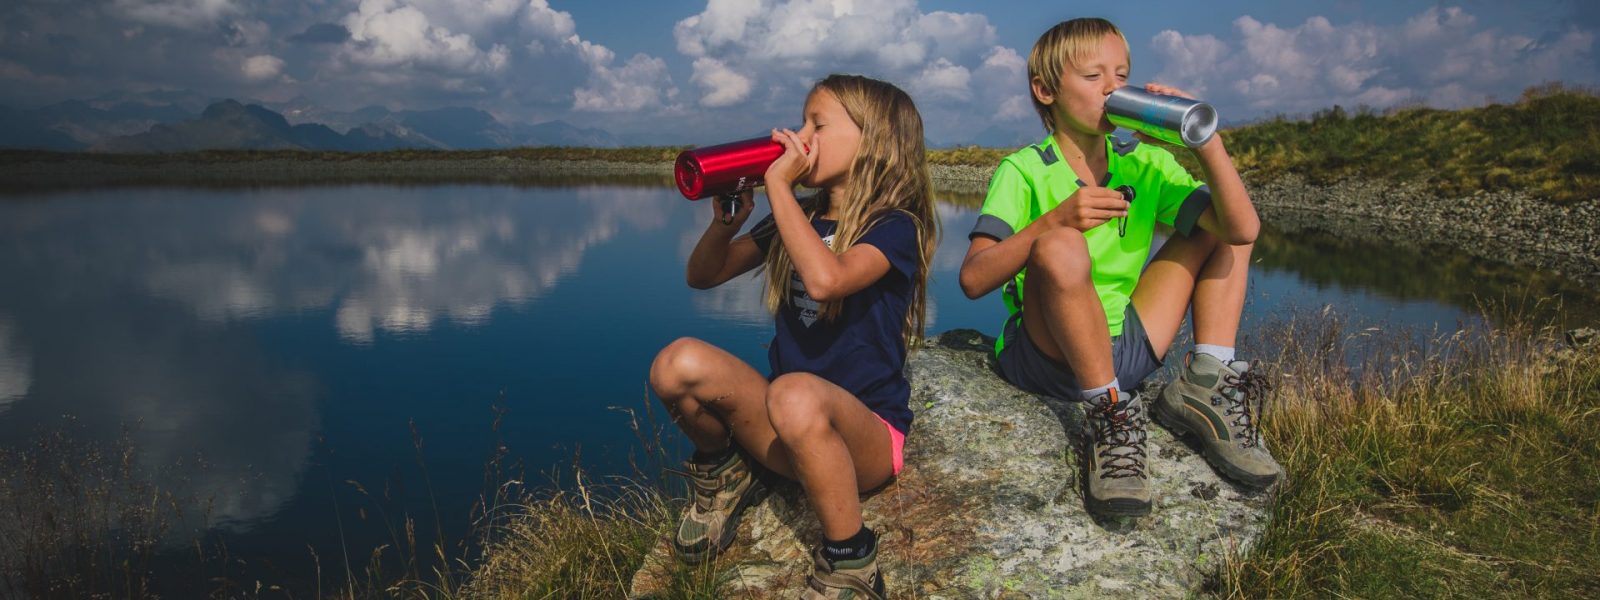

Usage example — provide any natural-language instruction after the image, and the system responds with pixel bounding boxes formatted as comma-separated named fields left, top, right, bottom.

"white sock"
left=1079, top=378, right=1120, bottom=403
left=1195, top=344, right=1235, bottom=364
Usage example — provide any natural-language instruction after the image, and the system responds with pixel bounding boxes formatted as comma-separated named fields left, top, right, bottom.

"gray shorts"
left=996, top=304, right=1162, bottom=400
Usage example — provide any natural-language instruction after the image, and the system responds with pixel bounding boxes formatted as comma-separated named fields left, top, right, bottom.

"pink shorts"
left=874, top=414, right=906, bottom=476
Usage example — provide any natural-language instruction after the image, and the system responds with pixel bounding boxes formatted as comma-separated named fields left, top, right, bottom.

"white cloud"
left=673, top=0, right=1008, bottom=132
left=111, top=0, right=240, bottom=30
left=912, top=58, right=971, bottom=101
left=1151, top=6, right=1598, bottom=117
left=691, top=57, right=753, bottom=107
left=574, top=52, right=677, bottom=112
left=524, top=0, right=577, bottom=40
left=341, top=0, right=507, bottom=73
left=241, top=54, right=285, bottom=81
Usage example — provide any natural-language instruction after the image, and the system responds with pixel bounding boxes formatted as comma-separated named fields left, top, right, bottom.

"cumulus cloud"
left=341, top=0, right=508, bottom=73
left=111, top=0, right=241, bottom=30
left=671, top=0, right=1030, bottom=143
left=241, top=54, right=285, bottom=81
left=290, top=23, right=350, bottom=45
left=1150, top=6, right=1598, bottom=117
left=691, top=57, right=753, bottom=107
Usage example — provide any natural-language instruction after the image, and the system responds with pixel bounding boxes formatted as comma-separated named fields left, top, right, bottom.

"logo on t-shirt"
left=790, top=233, right=835, bottom=328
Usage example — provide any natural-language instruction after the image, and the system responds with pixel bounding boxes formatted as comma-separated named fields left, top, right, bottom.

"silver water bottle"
left=1105, top=87, right=1219, bottom=148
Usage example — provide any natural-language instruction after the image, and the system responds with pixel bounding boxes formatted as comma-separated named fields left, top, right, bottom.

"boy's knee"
left=765, top=374, right=829, bottom=441
left=649, top=337, right=710, bottom=396
left=1029, top=228, right=1092, bottom=283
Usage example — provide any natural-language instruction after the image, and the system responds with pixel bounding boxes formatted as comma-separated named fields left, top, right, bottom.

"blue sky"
left=2, top=0, right=1595, bottom=144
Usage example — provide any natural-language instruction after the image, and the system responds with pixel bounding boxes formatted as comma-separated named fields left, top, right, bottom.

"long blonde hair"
left=762, top=74, right=939, bottom=350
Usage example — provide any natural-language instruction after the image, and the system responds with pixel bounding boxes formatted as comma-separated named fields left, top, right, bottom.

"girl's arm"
left=685, top=190, right=766, bottom=289
left=766, top=129, right=893, bottom=303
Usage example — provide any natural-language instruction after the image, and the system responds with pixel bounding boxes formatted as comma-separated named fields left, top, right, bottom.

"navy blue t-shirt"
left=751, top=209, right=920, bottom=434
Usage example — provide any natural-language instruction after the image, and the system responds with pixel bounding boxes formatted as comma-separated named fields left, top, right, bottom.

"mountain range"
left=0, top=90, right=620, bottom=152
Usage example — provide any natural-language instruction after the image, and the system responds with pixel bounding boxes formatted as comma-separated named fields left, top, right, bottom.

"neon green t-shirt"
left=969, top=134, right=1212, bottom=351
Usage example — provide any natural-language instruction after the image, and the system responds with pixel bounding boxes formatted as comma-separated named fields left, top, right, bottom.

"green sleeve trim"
left=1174, top=185, right=1211, bottom=237
left=969, top=214, right=1015, bottom=241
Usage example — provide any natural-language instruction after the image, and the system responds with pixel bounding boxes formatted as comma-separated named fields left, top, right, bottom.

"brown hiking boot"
left=1154, top=352, right=1282, bottom=491
left=669, top=449, right=765, bottom=564
left=801, top=540, right=885, bottom=600
left=1084, top=388, right=1151, bottom=517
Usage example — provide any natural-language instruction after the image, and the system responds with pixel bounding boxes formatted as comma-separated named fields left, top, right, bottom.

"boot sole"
left=673, top=477, right=770, bottom=565
left=1085, top=494, right=1151, bottom=518
left=1153, top=388, right=1279, bottom=492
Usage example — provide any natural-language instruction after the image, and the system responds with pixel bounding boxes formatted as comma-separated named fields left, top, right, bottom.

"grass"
left=442, top=302, right=1600, bottom=598
left=1216, top=303, right=1600, bottom=598
left=1207, top=82, right=1600, bottom=203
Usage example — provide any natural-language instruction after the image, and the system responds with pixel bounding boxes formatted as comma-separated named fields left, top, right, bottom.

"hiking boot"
left=1154, top=352, right=1282, bottom=491
left=669, top=449, right=765, bottom=564
left=1084, top=388, right=1151, bottom=517
left=801, top=539, right=885, bottom=600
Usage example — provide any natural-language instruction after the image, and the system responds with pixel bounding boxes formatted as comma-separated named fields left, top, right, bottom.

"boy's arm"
left=1143, top=83, right=1258, bottom=245
left=1189, top=134, right=1258, bottom=244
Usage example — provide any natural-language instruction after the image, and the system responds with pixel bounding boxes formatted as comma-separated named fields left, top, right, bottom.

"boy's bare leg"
left=1131, top=229, right=1252, bottom=357
left=765, top=373, right=895, bottom=540
left=1023, top=228, right=1116, bottom=387
left=649, top=337, right=796, bottom=475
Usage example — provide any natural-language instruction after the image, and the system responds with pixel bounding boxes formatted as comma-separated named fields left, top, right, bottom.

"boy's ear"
left=1030, top=75, right=1055, bottom=106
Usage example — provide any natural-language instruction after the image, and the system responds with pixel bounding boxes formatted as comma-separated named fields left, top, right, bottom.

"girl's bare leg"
left=765, top=372, right=895, bottom=540
left=649, top=337, right=795, bottom=473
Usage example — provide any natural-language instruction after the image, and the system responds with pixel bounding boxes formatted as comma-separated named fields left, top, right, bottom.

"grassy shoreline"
left=450, top=313, right=1600, bottom=599
left=3, top=86, right=1596, bottom=201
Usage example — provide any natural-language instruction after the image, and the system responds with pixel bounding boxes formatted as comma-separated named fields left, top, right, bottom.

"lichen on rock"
left=630, top=329, right=1270, bottom=598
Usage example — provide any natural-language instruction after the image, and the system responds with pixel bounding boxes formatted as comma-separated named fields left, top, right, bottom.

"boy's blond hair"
left=1028, top=18, right=1130, bottom=132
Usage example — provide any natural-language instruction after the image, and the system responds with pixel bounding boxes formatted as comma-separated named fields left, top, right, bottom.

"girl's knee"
left=1029, top=228, right=1092, bottom=284
left=765, top=374, right=829, bottom=441
left=649, top=337, right=711, bottom=396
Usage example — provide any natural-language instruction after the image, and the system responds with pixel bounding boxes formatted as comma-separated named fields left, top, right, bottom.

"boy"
left=958, top=18, right=1279, bottom=517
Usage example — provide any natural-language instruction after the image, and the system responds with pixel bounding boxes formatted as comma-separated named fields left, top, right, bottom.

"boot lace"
left=1218, top=367, right=1274, bottom=449
left=1091, top=399, right=1148, bottom=479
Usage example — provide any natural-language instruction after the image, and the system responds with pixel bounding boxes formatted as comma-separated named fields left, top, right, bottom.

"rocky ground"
left=628, top=330, right=1269, bottom=599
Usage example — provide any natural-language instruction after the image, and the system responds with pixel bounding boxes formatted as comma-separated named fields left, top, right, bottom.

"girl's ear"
left=1030, top=75, right=1055, bottom=106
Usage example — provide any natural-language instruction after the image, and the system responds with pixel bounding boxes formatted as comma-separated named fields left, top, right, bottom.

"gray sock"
left=1079, top=378, right=1120, bottom=403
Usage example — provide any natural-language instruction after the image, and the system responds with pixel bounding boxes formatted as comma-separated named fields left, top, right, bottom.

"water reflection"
left=0, top=318, right=28, bottom=415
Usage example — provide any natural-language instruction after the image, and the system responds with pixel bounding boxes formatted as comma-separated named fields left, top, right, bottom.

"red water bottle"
left=675, top=137, right=786, bottom=224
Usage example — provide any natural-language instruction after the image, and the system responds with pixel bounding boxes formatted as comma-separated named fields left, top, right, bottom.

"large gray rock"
left=630, top=330, right=1269, bottom=598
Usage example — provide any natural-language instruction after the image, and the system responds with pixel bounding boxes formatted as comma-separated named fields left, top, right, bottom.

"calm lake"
left=0, top=181, right=1593, bottom=593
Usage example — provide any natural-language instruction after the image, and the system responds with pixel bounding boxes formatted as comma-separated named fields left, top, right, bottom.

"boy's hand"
left=1049, top=186, right=1130, bottom=232
left=1132, top=82, right=1224, bottom=152
left=764, top=128, right=815, bottom=191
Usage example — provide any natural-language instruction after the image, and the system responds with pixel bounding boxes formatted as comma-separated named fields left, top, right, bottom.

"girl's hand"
left=1047, top=186, right=1130, bottom=232
left=764, top=128, right=815, bottom=191
left=713, top=188, right=755, bottom=228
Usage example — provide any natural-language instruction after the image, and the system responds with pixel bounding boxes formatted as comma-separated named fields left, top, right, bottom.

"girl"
left=649, top=74, right=936, bottom=599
